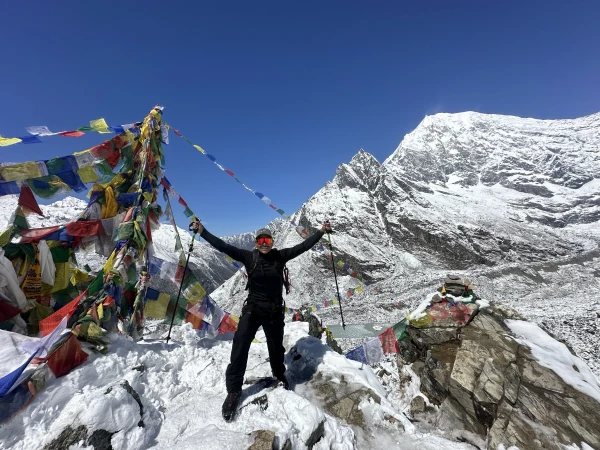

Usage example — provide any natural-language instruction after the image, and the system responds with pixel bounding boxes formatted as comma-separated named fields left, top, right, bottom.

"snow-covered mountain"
left=210, top=111, right=600, bottom=375
left=1, top=111, right=598, bottom=375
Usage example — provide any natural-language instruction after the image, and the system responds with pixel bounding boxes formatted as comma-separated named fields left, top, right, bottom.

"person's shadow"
left=283, top=336, right=329, bottom=390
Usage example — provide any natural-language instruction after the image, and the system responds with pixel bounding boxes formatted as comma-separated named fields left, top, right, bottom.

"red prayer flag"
left=47, top=334, right=88, bottom=378
left=378, top=328, right=400, bottom=354
left=18, top=186, right=44, bottom=216
left=58, top=131, right=85, bottom=137
left=224, top=170, right=235, bottom=177
left=178, top=197, right=188, bottom=208
left=19, top=226, right=61, bottom=243
left=146, top=217, right=153, bottom=243
left=173, top=129, right=182, bottom=137
left=89, top=141, right=115, bottom=159
left=39, top=291, right=86, bottom=336
left=65, top=220, right=104, bottom=237
left=0, top=299, right=21, bottom=321
left=105, top=149, right=121, bottom=169
left=218, top=314, right=238, bottom=334
left=269, top=204, right=277, bottom=210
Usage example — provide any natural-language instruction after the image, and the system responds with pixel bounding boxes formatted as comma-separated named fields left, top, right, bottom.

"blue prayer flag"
left=0, top=352, right=37, bottom=398
left=345, top=346, right=368, bottom=364
left=57, top=171, right=86, bottom=192
left=18, top=136, right=43, bottom=144
left=0, top=182, right=21, bottom=196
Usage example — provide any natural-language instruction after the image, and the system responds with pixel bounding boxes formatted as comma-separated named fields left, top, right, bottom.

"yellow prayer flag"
left=0, top=162, right=42, bottom=181
left=70, top=269, right=90, bottom=285
left=77, top=166, right=100, bottom=183
left=0, top=136, right=22, bottom=146
left=183, top=282, right=206, bottom=305
left=0, top=227, right=13, bottom=247
left=193, top=145, right=206, bottom=154
left=50, top=262, right=70, bottom=293
left=145, top=293, right=171, bottom=319
left=356, top=285, right=363, bottom=294
left=337, top=260, right=344, bottom=268
left=311, top=306, right=317, bottom=312
left=103, top=251, right=116, bottom=274
left=89, top=118, right=111, bottom=134
left=98, top=303, right=104, bottom=320
left=125, top=130, right=136, bottom=144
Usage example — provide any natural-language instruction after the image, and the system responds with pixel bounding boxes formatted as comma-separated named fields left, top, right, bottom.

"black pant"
left=225, top=305, right=285, bottom=393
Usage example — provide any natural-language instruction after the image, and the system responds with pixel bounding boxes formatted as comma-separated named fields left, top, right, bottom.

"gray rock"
left=306, top=420, right=325, bottom=449
left=409, top=396, right=426, bottom=415
left=397, top=300, right=600, bottom=449
left=43, top=425, right=87, bottom=450
left=247, top=430, right=276, bottom=450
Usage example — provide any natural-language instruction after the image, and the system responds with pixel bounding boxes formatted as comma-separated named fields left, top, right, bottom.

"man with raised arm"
left=190, top=218, right=331, bottom=421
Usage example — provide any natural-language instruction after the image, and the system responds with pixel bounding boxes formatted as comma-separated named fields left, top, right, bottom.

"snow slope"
left=0, top=323, right=477, bottom=450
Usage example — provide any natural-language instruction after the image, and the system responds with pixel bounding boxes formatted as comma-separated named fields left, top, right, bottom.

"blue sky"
left=1, top=1, right=599, bottom=236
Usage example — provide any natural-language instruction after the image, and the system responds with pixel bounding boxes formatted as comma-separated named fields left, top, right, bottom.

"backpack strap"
left=244, top=250, right=291, bottom=295
left=245, top=250, right=260, bottom=291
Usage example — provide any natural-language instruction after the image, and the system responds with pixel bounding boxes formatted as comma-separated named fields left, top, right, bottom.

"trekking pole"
left=325, top=221, right=346, bottom=329
left=166, top=227, right=197, bottom=343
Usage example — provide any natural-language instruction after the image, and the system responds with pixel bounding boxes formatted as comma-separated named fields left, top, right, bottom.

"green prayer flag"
left=117, top=222, right=134, bottom=240
left=45, top=158, right=65, bottom=174
left=392, top=319, right=408, bottom=341
left=183, top=207, right=194, bottom=218
left=88, top=270, right=105, bottom=296
left=163, top=295, right=187, bottom=326
left=50, top=245, right=70, bottom=263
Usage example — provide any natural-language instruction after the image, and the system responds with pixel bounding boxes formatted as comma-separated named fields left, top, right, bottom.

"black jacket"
left=200, top=228, right=324, bottom=304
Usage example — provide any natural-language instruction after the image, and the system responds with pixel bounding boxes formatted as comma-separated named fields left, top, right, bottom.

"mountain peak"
left=383, top=110, right=600, bottom=189
left=333, top=149, right=381, bottom=192
left=348, top=148, right=380, bottom=169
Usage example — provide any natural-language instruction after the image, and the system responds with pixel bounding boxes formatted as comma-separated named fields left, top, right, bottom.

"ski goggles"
left=256, top=236, right=273, bottom=245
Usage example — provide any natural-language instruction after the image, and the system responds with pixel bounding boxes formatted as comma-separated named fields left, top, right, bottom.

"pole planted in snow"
left=325, top=222, right=346, bottom=329
left=166, top=230, right=197, bottom=343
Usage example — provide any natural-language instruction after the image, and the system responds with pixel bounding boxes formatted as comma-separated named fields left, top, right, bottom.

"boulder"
left=398, top=302, right=600, bottom=450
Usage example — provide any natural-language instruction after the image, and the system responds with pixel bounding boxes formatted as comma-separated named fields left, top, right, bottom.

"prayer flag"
left=58, top=131, right=85, bottom=137
left=19, top=136, right=43, bottom=144
left=39, top=291, right=86, bottom=336
left=0, top=136, right=22, bottom=146
left=18, top=186, right=44, bottom=216
left=90, top=118, right=111, bottom=133
left=26, top=126, right=54, bottom=136
left=345, top=346, right=368, bottom=364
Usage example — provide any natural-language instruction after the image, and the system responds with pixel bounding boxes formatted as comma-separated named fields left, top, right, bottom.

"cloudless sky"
left=1, top=1, right=599, bottom=236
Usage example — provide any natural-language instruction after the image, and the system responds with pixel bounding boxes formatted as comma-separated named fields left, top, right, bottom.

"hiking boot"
left=222, top=391, right=242, bottom=422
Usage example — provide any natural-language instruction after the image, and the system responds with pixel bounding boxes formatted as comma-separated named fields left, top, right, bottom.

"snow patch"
left=506, top=320, right=600, bottom=403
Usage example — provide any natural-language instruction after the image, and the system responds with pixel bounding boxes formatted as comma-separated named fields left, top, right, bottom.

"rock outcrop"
left=398, top=300, right=600, bottom=449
